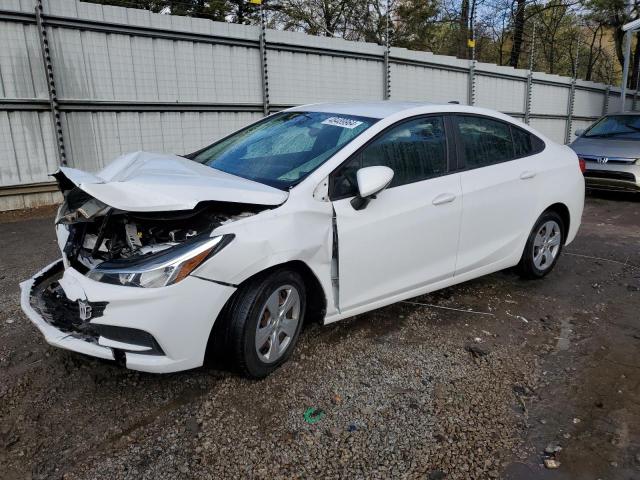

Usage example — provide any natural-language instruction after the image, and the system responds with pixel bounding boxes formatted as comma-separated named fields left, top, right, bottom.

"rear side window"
left=331, top=116, right=447, bottom=198
left=512, top=126, right=545, bottom=157
left=456, top=115, right=513, bottom=168
left=455, top=115, right=544, bottom=168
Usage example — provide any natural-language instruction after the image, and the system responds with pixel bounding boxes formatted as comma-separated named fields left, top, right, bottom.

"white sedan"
left=21, top=102, right=585, bottom=378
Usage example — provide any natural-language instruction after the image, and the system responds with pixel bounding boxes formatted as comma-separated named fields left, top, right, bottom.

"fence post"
left=467, top=8, right=478, bottom=106
left=564, top=40, right=579, bottom=144
left=383, top=0, right=391, bottom=99
left=467, top=60, right=476, bottom=106
left=633, top=73, right=640, bottom=111
left=35, top=0, right=67, bottom=166
left=258, top=3, right=270, bottom=116
left=524, top=23, right=536, bottom=124
left=603, top=86, right=610, bottom=115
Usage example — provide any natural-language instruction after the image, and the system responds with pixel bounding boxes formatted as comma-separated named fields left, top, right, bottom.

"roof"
left=287, top=101, right=436, bottom=119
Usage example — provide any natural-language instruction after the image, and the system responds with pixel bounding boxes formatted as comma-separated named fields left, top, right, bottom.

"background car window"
left=456, top=116, right=514, bottom=167
left=584, top=114, right=640, bottom=139
left=332, top=116, right=447, bottom=198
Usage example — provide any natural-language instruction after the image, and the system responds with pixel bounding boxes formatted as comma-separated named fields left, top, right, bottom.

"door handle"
left=432, top=193, right=456, bottom=206
left=520, top=170, right=536, bottom=180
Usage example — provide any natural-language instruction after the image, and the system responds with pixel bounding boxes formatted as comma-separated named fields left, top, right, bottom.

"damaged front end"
left=20, top=164, right=275, bottom=371
left=54, top=188, right=257, bottom=288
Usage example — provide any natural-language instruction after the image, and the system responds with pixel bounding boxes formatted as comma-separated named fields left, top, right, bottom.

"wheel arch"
left=237, top=260, right=327, bottom=325
left=543, top=202, right=571, bottom=243
left=204, top=260, right=327, bottom=366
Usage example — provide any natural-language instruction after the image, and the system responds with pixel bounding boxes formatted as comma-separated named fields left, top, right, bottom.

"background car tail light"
left=578, top=157, right=586, bottom=173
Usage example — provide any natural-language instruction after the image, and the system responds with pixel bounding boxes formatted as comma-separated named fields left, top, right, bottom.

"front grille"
left=29, top=261, right=163, bottom=355
left=40, top=282, right=107, bottom=331
left=30, top=265, right=107, bottom=334
left=584, top=170, right=636, bottom=182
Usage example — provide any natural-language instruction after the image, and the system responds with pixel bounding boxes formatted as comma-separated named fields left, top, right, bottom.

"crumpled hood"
left=55, top=151, right=288, bottom=212
left=570, top=137, right=640, bottom=159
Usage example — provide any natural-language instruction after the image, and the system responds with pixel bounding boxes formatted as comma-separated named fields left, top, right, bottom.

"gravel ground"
left=1, top=193, right=639, bottom=480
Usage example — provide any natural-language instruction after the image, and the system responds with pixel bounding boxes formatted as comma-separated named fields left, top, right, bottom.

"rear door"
left=330, top=115, right=463, bottom=312
left=452, top=114, right=544, bottom=276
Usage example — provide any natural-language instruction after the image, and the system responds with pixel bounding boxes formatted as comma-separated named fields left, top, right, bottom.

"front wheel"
left=517, top=211, right=565, bottom=279
left=227, top=269, right=306, bottom=379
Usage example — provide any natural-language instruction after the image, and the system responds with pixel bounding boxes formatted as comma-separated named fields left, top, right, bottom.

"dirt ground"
left=1, top=193, right=639, bottom=480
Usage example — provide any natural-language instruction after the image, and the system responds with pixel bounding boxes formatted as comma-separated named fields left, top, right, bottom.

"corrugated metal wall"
left=0, top=0, right=637, bottom=210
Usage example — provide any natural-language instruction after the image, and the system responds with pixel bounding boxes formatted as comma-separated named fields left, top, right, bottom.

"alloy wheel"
left=255, top=285, right=301, bottom=364
left=532, top=220, right=561, bottom=270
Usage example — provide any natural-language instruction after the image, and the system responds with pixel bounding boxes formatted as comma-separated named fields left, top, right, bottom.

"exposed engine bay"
left=56, top=186, right=263, bottom=273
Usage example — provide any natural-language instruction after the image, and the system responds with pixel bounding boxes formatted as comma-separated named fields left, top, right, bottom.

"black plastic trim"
left=94, top=325, right=165, bottom=356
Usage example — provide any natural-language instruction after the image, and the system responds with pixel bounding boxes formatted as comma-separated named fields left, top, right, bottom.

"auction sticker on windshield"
left=321, top=117, right=364, bottom=129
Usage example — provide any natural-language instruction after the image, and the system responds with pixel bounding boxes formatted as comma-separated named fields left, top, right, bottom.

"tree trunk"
left=508, top=0, right=525, bottom=68
left=458, top=0, right=469, bottom=59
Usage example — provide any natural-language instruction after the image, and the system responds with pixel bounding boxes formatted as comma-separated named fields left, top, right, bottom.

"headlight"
left=87, top=234, right=234, bottom=288
left=635, top=158, right=640, bottom=165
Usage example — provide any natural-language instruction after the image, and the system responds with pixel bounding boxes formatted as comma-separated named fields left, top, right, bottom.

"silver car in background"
left=570, top=113, right=640, bottom=192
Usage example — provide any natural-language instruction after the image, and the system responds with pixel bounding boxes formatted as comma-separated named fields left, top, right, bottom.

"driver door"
left=330, top=115, right=462, bottom=312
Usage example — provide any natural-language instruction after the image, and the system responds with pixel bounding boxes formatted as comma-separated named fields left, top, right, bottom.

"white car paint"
left=21, top=102, right=584, bottom=373
left=355, top=166, right=394, bottom=198
left=59, top=151, right=288, bottom=211
left=333, top=170, right=463, bottom=311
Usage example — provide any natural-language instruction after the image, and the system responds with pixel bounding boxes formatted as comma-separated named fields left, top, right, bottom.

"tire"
left=225, top=269, right=306, bottom=379
left=517, top=210, right=565, bottom=279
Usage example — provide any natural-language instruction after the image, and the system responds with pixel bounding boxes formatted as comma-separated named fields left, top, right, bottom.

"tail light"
left=578, top=157, right=586, bottom=173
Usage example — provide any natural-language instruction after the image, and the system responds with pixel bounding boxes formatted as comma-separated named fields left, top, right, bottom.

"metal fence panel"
left=390, top=63, right=468, bottom=103
left=0, top=0, right=634, bottom=210
left=529, top=118, right=568, bottom=145
left=269, top=50, right=383, bottom=104
left=573, top=88, right=608, bottom=118
left=475, top=74, right=527, bottom=114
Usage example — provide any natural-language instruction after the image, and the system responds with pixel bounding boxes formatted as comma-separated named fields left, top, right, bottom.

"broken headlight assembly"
left=86, top=234, right=234, bottom=288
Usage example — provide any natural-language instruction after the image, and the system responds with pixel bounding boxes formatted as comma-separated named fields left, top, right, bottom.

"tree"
left=582, top=0, right=640, bottom=86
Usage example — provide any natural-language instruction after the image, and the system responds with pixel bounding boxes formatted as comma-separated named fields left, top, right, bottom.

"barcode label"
left=321, top=117, right=363, bottom=129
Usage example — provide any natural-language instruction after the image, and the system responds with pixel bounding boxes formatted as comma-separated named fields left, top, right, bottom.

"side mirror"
left=574, top=129, right=585, bottom=137
left=351, top=166, right=394, bottom=210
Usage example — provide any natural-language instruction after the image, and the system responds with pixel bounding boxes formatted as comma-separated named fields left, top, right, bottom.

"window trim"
left=329, top=114, right=455, bottom=201
left=450, top=113, right=546, bottom=172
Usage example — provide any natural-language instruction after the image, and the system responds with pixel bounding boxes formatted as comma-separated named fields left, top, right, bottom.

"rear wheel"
left=226, top=269, right=306, bottom=379
left=517, top=211, right=565, bottom=279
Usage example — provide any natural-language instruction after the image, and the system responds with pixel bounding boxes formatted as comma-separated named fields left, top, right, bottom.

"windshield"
left=192, top=111, right=377, bottom=189
left=584, top=115, right=640, bottom=139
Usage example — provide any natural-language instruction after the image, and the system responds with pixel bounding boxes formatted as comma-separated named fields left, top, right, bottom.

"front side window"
left=331, top=116, right=448, bottom=198
left=584, top=114, right=640, bottom=140
left=456, top=115, right=514, bottom=168
left=192, top=111, right=377, bottom=189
